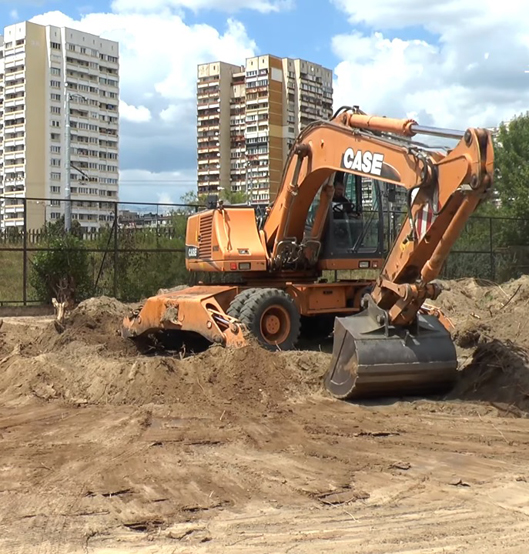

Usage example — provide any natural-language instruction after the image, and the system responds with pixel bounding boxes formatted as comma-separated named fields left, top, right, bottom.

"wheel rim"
left=259, top=305, right=291, bottom=345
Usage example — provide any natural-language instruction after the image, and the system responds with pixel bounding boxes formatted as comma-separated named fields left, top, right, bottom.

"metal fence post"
left=113, top=201, right=118, bottom=298
left=489, top=216, right=495, bottom=281
left=23, top=198, right=27, bottom=306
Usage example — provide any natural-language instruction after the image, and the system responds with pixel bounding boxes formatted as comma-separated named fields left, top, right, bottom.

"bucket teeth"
left=324, top=309, right=458, bottom=400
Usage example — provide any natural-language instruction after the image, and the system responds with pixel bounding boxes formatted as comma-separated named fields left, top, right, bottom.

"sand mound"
left=0, top=296, right=329, bottom=409
left=433, top=276, right=529, bottom=325
left=30, top=296, right=138, bottom=357
left=432, top=275, right=529, bottom=412
left=450, top=338, right=529, bottom=413
left=3, top=275, right=529, bottom=412
left=0, top=342, right=328, bottom=409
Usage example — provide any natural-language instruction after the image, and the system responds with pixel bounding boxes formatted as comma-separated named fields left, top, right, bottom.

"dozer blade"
left=122, top=286, right=247, bottom=350
left=324, top=306, right=458, bottom=400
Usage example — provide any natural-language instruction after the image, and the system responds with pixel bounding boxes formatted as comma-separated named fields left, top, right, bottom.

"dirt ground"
left=2, top=278, right=529, bottom=553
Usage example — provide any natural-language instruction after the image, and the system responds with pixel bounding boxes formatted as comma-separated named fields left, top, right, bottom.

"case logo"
left=186, top=245, right=199, bottom=258
left=341, top=147, right=384, bottom=176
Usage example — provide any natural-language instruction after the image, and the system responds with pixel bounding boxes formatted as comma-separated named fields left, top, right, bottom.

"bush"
left=30, top=233, right=93, bottom=303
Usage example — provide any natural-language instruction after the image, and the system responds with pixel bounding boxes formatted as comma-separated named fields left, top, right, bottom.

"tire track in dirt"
left=1, top=284, right=529, bottom=552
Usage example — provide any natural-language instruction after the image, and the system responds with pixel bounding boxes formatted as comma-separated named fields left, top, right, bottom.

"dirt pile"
left=0, top=297, right=329, bottom=409
left=4, top=277, right=529, bottom=412
left=37, top=295, right=138, bottom=355
left=448, top=339, right=529, bottom=413
left=433, top=276, right=529, bottom=324
left=431, top=276, right=529, bottom=412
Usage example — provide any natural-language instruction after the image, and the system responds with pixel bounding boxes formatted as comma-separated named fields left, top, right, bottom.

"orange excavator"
left=122, top=106, right=494, bottom=400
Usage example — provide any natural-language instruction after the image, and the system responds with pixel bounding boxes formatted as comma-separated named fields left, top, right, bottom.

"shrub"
left=30, top=233, right=93, bottom=303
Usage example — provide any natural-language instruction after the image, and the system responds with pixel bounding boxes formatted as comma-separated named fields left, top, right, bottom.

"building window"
left=50, top=67, right=61, bottom=76
left=50, top=80, right=61, bottom=88
left=51, top=106, right=61, bottom=114
left=51, top=93, right=61, bottom=101
left=51, top=145, right=61, bottom=153
left=51, top=185, right=61, bottom=192
left=50, top=158, right=61, bottom=167
left=51, top=120, right=60, bottom=127
left=50, top=42, right=61, bottom=50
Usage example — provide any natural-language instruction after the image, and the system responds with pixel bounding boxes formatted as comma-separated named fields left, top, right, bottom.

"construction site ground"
left=2, top=277, right=529, bottom=553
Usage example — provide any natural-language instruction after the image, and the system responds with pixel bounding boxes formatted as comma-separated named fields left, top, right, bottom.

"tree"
left=220, top=188, right=247, bottom=205
left=493, top=111, right=529, bottom=218
left=441, top=112, right=529, bottom=281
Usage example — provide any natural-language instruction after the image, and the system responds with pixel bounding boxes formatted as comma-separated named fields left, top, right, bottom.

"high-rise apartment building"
left=197, top=55, right=333, bottom=204
left=0, top=21, right=119, bottom=231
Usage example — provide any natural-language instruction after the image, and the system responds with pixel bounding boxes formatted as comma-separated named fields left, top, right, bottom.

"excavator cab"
left=305, top=172, right=386, bottom=266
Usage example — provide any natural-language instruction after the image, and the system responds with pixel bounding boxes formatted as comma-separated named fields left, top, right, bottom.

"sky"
left=4, top=0, right=529, bottom=204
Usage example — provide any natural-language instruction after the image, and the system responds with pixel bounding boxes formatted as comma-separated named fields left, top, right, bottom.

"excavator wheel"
left=238, top=288, right=301, bottom=351
left=226, top=289, right=256, bottom=319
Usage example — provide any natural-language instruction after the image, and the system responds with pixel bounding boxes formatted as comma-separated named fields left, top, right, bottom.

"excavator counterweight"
left=122, top=106, right=494, bottom=402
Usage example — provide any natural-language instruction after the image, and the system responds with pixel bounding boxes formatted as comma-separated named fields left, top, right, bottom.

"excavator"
left=122, top=106, right=494, bottom=400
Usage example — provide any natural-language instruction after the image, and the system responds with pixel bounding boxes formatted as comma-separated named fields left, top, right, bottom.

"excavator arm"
left=322, top=109, right=494, bottom=400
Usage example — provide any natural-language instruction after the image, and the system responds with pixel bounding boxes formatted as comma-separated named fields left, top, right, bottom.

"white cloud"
left=111, top=0, right=294, bottom=14
left=118, top=169, right=197, bottom=204
left=30, top=9, right=257, bottom=201
left=331, top=0, right=529, bottom=132
left=120, top=100, right=151, bottom=123
left=10, top=9, right=19, bottom=20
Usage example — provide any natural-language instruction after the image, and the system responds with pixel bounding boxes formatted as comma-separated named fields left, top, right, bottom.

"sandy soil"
left=1, top=279, right=529, bottom=553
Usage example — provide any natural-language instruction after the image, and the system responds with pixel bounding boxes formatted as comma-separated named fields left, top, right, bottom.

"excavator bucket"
left=121, top=286, right=247, bottom=351
left=324, top=299, right=458, bottom=400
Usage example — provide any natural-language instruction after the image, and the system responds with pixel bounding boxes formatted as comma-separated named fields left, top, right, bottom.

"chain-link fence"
left=0, top=197, right=201, bottom=305
left=0, top=197, right=527, bottom=306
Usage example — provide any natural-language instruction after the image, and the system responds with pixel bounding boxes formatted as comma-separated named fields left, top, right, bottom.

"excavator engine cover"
left=325, top=297, right=458, bottom=400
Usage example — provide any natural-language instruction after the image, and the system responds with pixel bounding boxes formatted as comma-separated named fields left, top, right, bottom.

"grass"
left=0, top=249, right=25, bottom=304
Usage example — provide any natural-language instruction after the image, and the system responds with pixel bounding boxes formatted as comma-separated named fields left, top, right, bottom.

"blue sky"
left=7, top=0, right=439, bottom=71
left=3, top=0, right=527, bottom=204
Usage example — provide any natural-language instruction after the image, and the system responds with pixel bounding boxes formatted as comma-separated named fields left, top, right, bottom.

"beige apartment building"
left=197, top=55, right=333, bottom=204
left=0, top=20, right=119, bottom=231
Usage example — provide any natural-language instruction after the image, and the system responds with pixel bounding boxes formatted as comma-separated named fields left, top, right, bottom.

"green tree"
left=220, top=188, right=247, bottom=204
left=493, top=111, right=529, bottom=218
left=30, top=232, right=92, bottom=303
left=441, top=112, right=529, bottom=281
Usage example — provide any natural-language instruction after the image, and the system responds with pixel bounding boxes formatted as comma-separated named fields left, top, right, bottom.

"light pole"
left=64, top=84, right=88, bottom=231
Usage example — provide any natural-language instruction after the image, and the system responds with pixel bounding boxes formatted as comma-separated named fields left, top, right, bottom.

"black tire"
left=238, top=288, right=300, bottom=351
left=226, top=288, right=255, bottom=319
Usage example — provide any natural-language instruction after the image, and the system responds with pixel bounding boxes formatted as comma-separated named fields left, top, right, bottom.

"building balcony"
left=4, top=97, right=25, bottom=109
left=4, top=206, right=25, bottom=215
left=197, top=81, right=219, bottom=89
left=197, top=102, right=220, bottom=110
left=2, top=190, right=25, bottom=198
